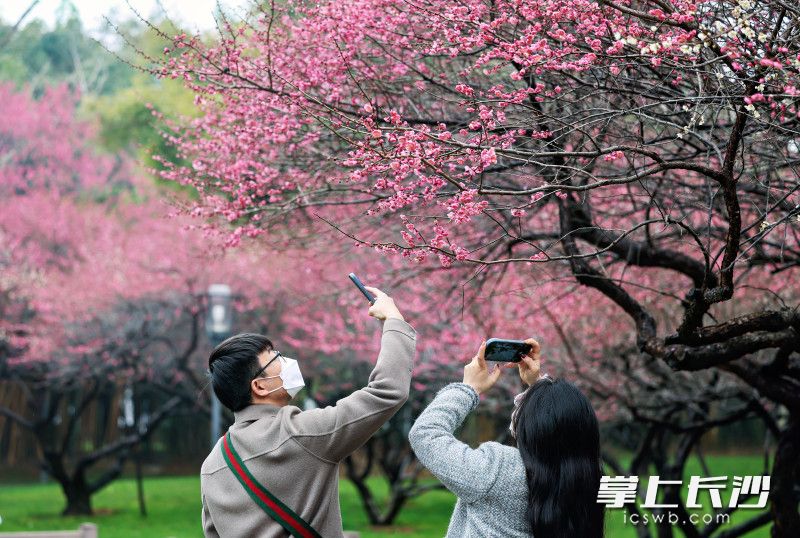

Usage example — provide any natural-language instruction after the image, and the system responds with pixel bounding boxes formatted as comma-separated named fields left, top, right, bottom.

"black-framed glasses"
left=252, top=351, right=281, bottom=380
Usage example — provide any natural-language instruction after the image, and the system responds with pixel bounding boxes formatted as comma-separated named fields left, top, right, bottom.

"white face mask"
left=262, top=356, right=306, bottom=398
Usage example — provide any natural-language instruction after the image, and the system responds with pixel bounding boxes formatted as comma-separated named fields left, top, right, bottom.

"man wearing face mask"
left=201, top=287, right=415, bottom=538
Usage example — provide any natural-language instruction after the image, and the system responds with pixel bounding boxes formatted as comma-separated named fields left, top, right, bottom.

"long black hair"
left=512, top=377, right=604, bottom=538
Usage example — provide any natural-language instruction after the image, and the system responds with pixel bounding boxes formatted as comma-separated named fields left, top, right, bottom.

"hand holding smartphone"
left=348, top=273, right=376, bottom=304
left=484, top=338, right=534, bottom=362
left=348, top=273, right=405, bottom=321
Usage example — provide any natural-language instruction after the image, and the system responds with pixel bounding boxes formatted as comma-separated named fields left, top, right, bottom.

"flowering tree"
left=0, top=84, right=196, bottom=514
left=149, top=0, right=800, bottom=534
left=0, top=84, right=307, bottom=514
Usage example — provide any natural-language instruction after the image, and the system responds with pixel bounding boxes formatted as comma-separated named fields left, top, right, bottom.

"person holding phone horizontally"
left=408, top=339, right=604, bottom=538
left=202, top=286, right=415, bottom=538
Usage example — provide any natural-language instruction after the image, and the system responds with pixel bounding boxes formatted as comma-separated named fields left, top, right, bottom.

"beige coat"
left=201, top=318, right=417, bottom=537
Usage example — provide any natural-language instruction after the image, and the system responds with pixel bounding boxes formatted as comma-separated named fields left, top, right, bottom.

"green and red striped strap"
left=221, top=432, right=322, bottom=538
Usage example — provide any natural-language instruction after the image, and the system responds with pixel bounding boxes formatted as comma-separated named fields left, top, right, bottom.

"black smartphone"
left=484, top=338, right=533, bottom=362
left=348, top=273, right=376, bottom=304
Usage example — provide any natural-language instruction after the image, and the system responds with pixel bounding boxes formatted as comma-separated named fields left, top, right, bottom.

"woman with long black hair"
left=408, top=340, right=604, bottom=537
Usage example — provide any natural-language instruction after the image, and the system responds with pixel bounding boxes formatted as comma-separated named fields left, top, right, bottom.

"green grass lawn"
left=0, top=455, right=770, bottom=537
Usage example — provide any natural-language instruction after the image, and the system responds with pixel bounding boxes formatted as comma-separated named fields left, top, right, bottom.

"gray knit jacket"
left=408, top=383, right=531, bottom=537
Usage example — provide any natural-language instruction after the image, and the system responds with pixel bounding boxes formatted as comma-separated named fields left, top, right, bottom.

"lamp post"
left=206, top=284, right=233, bottom=449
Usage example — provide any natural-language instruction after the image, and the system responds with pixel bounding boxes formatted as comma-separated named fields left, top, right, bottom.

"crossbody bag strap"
left=221, top=432, right=323, bottom=538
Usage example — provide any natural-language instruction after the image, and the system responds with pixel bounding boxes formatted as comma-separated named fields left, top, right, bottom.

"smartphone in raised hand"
left=484, top=338, right=533, bottom=362
left=348, top=273, right=376, bottom=304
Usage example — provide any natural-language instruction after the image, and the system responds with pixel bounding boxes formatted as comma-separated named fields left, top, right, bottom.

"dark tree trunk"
left=770, top=415, right=800, bottom=538
left=135, top=451, right=147, bottom=517
left=61, top=478, right=93, bottom=516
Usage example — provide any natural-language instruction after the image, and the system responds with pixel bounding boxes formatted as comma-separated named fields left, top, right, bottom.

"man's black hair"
left=208, top=333, right=273, bottom=412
